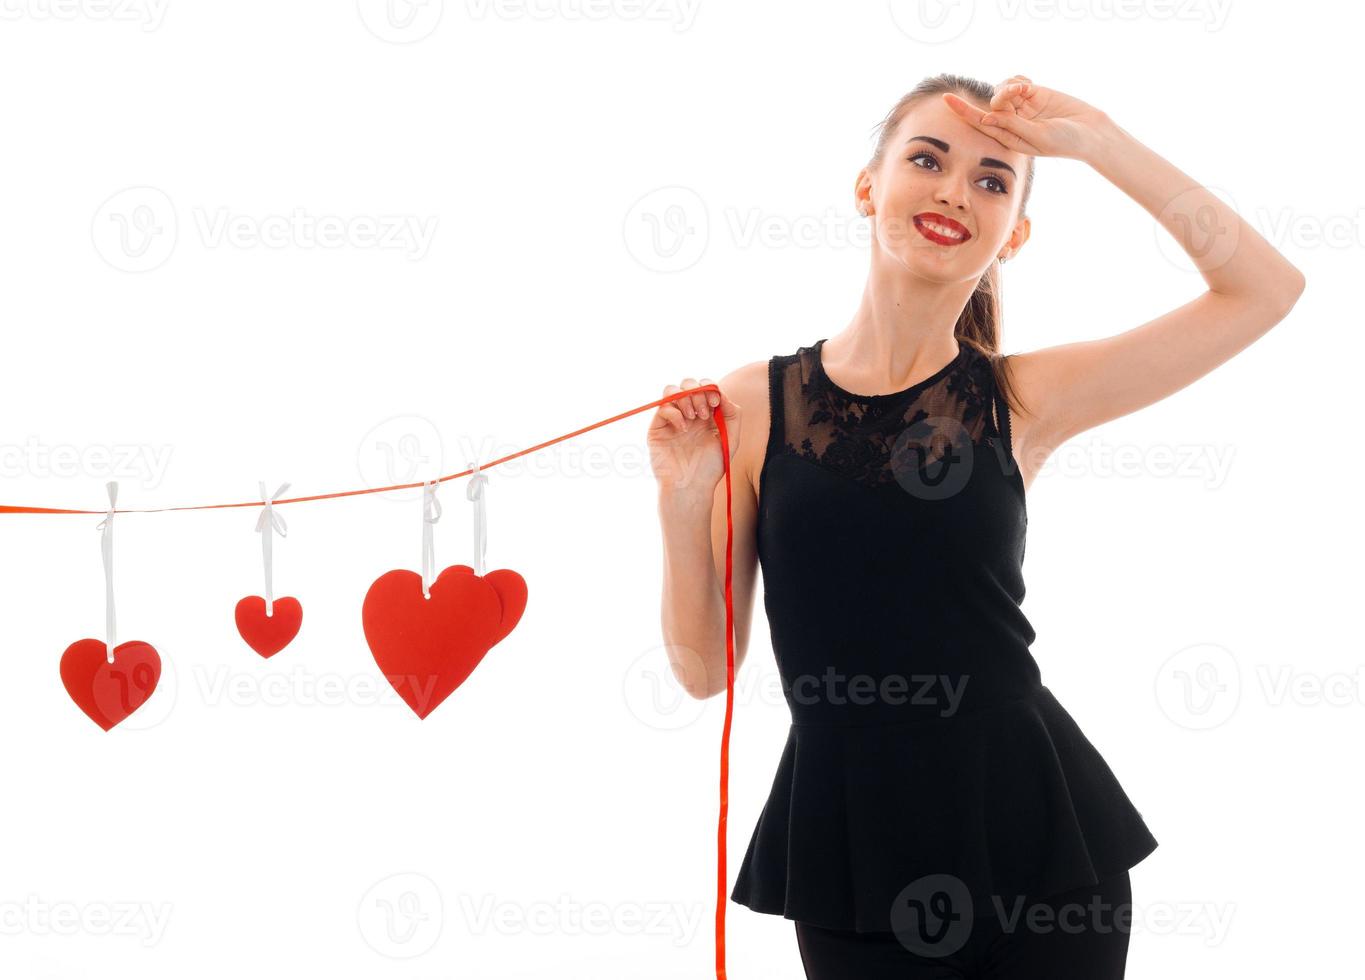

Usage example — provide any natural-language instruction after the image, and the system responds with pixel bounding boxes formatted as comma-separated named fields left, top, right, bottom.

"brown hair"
left=867, top=73, right=1036, bottom=421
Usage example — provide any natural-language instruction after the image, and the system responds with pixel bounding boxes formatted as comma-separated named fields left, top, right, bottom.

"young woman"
left=649, top=73, right=1304, bottom=978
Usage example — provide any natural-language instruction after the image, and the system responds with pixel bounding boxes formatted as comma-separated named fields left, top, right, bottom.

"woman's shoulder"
left=715, top=356, right=776, bottom=497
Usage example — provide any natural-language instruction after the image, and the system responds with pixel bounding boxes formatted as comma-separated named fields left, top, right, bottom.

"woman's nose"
left=934, top=186, right=970, bottom=212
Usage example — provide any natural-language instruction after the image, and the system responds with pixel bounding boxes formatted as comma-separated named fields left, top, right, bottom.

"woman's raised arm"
left=947, top=79, right=1306, bottom=453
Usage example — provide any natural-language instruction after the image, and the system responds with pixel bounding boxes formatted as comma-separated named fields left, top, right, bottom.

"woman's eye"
left=908, top=151, right=1009, bottom=195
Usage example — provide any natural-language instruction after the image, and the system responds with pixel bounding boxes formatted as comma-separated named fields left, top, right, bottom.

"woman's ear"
left=1008, top=215, right=1032, bottom=255
left=854, top=168, right=874, bottom=217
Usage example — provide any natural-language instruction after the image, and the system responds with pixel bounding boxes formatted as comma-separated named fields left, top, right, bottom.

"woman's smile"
left=913, top=211, right=972, bottom=245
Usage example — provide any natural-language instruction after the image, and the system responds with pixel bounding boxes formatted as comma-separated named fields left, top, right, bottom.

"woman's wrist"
left=1079, top=111, right=1131, bottom=171
left=657, top=482, right=715, bottom=517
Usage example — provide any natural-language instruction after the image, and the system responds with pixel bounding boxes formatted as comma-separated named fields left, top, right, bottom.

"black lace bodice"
left=772, top=337, right=1015, bottom=494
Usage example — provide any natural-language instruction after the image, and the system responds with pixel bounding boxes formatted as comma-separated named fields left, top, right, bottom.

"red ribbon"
left=1, top=386, right=737, bottom=977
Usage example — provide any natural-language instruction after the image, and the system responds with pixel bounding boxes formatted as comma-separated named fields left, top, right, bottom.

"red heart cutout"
left=362, top=564, right=527, bottom=719
left=60, top=639, right=162, bottom=731
left=235, top=595, right=303, bottom=658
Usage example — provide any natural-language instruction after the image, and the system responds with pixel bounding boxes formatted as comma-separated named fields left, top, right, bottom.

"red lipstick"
left=913, top=212, right=972, bottom=246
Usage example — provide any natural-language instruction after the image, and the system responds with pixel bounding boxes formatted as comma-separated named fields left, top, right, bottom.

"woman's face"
left=858, top=95, right=1030, bottom=281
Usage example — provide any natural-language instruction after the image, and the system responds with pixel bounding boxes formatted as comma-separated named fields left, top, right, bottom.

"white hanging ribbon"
left=255, top=481, right=290, bottom=617
left=421, top=479, right=442, bottom=599
left=94, top=481, right=118, bottom=663
left=467, top=459, right=488, bottom=578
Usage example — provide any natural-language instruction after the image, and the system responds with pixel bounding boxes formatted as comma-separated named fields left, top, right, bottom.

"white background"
left=0, top=1, right=1358, bottom=977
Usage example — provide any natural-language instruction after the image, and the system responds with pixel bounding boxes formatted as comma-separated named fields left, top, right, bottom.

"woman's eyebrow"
left=906, top=135, right=1017, bottom=178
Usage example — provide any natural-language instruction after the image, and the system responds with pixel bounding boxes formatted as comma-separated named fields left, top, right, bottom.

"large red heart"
left=235, top=595, right=303, bottom=658
left=362, top=564, right=527, bottom=719
left=60, top=639, right=162, bottom=731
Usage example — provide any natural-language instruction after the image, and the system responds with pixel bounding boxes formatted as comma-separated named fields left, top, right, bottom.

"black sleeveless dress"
left=729, top=337, right=1158, bottom=934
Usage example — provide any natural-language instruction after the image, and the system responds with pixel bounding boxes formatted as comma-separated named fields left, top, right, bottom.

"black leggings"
left=795, top=871, right=1133, bottom=979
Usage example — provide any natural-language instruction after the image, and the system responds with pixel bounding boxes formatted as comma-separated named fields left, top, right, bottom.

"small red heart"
left=235, top=595, right=303, bottom=658
left=362, top=564, right=527, bottom=719
left=60, top=639, right=162, bottom=731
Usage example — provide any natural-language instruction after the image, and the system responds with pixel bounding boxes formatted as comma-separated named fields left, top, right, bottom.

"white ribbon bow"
left=467, top=460, right=488, bottom=578
left=256, top=481, right=290, bottom=616
left=421, top=479, right=442, bottom=599
left=94, top=481, right=118, bottom=663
